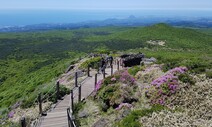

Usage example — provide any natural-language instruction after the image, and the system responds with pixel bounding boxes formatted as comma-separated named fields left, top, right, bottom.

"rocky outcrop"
left=122, top=53, right=145, bottom=67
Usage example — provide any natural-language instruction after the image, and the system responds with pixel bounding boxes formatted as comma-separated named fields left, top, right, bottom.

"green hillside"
left=84, top=23, right=212, bottom=50
left=0, top=24, right=211, bottom=121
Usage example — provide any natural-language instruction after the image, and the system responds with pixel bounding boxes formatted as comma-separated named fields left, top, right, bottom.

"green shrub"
left=0, top=121, right=20, bottom=127
left=0, top=107, right=9, bottom=119
left=206, top=71, right=212, bottom=78
left=162, top=59, right=179, bottom=72
left=97, top=83, right=137, bottom=111
left=80, top=57, right=101, bottom=69
left=95, top=70, right=137, bottom=111
left=94, top=49, right=110, bottom=54
left=182, top=59, right=209, bottom=74
left=118, top=111, right=141, bottom=127
left=117, top=104, right=166, bottom=127
left=73, top=101, right=86, bottom=127
left=45, top=85, right=70, bottom=103
left=97, top=84, right=120, bottom=111
left=21, top=85, right=70, bottom=108
left=128, top=66, right=144, bottom=76
left=102, top=76, right=114, bottom=86
left=21, top=94, right=38, bottom=108
left=179, top=73, right=195, bottom=85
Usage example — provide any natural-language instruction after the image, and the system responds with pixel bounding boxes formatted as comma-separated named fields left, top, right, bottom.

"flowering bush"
left=8, top=111, right=15, bottom=118
left=135, top=64, right=164, bottom=84
left=94, top=70, right=137, bottom=111
left=140, top=76, right=212, bottom=127
left=146, top=66, right=188, bottom=105
left=168, top=66, right=188, bottom=74
left=116, top=70, right=135, bottom=85
left=95, top=69, right=136, bottom=92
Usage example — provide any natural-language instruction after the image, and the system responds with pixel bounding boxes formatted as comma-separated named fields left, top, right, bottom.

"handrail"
left=20, top=57, right=120, bottom=127
left=67, top=108, right=77, bottom=127
left=32, top=70, right=87, bottom=127
left=66, top=62, right=117, bottom=127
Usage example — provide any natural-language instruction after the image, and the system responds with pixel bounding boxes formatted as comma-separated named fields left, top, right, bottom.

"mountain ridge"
left=0, top=16, right=212, bottom=32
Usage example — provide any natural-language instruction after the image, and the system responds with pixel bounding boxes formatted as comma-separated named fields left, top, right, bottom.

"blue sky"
left=0, top=0, right=212, bottom=10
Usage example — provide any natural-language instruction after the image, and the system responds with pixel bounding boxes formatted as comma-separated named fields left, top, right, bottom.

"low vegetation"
left=0, top=23, right=211, bottom=126
left=79, top=57, right=101, bottom=70
left=128, top=65, right=144, bottom=76
left=117, top=104, right=166, bottom=127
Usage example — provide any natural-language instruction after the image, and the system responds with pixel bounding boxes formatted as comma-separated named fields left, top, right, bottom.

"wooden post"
left=78, top=85, right=81, bottom=103
left=38, top=93, right=42, bottom=115
left=21, top=117, right=26, bottom=127
left=121, top=59, right=123, bottom=68
left=67, top=108, right=71, bottom=127
left=75, top=72, right=78, bottom=87
left=111, top=64, right=113, bottom=76
left=67, top=108, right=74, bottom=127
left=87, top=65, right=90, bottom=77
left=117, top=61, right=119, bottom=71
left=103, top=68, right=105, bottom=79
left=71, top=90, right=74, bottom=113
left=95, top=73, right=97, bottom=88
left=56, top=81, right=60, bottom=100
left=97, top=62, right=100, bottom=74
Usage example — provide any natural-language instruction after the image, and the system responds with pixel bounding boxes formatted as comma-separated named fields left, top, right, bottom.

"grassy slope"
left=197, top=28, right=212, bottom=36
left=0, top=24, right=211, bottom=114
left=84, top=24, right=212, bottom=51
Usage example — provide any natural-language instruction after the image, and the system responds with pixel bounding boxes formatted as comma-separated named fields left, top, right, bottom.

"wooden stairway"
left=39, top=64, right=119, bottom=127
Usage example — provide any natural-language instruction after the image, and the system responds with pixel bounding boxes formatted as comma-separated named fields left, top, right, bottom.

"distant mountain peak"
left=151, top=23, right=172, bottom=28
left=128, top=15, right=136, bottom=19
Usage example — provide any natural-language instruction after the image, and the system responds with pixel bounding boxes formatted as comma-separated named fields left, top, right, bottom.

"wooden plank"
left=41, top=121, right=68, bottom=127
left=42, top=116, right=67, bottom=123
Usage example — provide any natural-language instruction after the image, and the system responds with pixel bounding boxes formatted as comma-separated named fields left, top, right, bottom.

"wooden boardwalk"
left=39, top=64, right=120, bottom=127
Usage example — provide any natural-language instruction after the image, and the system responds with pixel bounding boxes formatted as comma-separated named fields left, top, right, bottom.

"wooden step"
left=41, top=121, right=68, bottom=127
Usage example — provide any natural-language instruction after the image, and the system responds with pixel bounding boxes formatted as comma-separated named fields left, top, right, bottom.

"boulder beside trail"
left=122, top=53, right=145, bottom=67
left=92, top=118, right=109, bottom=127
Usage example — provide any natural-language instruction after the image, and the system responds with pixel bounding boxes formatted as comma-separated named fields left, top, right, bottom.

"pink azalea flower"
left=115, top=103, right=132, bottom=110
left=95, top=80, right=103, bottom=91
left=8, top=111, right=15, bottom=118
left=111, top=77, right=116, bottom=81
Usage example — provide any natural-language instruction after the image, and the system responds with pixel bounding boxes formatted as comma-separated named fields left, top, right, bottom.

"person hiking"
left=101, top=57, right=106, bottom=74
left=109, top=56, right=113, bottom=67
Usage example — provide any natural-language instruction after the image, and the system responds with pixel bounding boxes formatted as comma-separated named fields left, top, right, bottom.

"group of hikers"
left=100, top=56, right=113, bottom=74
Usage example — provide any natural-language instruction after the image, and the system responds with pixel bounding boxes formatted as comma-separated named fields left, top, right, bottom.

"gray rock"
left=144, top=61, right=154, bottom=65
left=92, top=118, right=109, bottom=127
left=149, top=57, right=157, bottom=62
left=122, top=109, right=131, bottom=117
left=142, top=57, right=157, bottom=63
left=78, top=110, right=89, bottom=118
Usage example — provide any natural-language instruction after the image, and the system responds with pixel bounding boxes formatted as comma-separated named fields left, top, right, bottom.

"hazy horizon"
left=0, top=9, right=212, bottom=27
left=0, top=0, right=211, bottom=27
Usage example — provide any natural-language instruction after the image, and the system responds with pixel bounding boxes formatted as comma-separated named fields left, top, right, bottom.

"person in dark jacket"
left=109, top=56, right=113, bottom=67
left=101, top=57, right=106, bottom=73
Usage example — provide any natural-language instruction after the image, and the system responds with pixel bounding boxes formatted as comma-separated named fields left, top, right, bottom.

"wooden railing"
left=66, top=60, right=121, bottom=127
left=20, top=58, right=121, bottom=127
left=67, top=108, right=76, bottom=127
